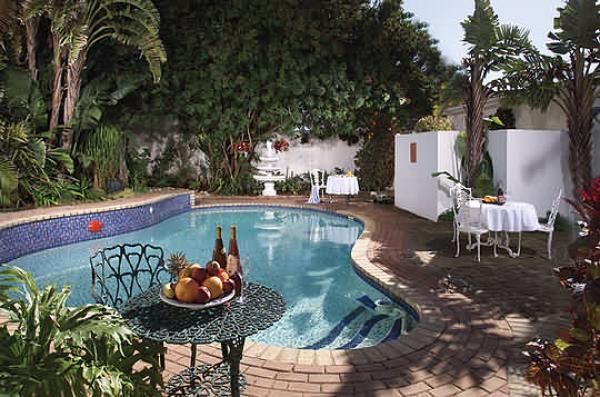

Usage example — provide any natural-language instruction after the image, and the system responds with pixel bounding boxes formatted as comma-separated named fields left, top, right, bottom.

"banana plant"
left=23, top=0, right=166, bottom=150
left=460, top=0, right=533, bottom=187
left=501, top=0, right=600, bottom=199
left=0, top=266, right=163, bottom=396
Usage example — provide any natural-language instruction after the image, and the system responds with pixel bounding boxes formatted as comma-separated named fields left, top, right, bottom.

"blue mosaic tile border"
left=0, top=194, right=191, bottom=262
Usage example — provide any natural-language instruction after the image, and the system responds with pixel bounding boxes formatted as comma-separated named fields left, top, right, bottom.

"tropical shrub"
left=489, top=107, right=516, bottom=130
left=275, top=175, right=312, bottom=195
left=525, top=177, right=600, bottom=396
left=0, top=121, right=74, bottom=208
left=0, top=266, right=163, bottom=396
left=414, top=115, right=453, bottom=132
left=355, top=120, right=394, bottom=192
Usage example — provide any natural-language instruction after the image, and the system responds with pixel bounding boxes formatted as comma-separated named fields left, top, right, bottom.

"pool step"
left=303, top=295, right=407, bottom=350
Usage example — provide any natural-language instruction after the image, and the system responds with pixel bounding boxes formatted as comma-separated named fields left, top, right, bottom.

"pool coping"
left=192, top=203, right=446, bottom=358
left=2, top=194, right=513, bottom=396
left=0, top=190, right=194, bottom=230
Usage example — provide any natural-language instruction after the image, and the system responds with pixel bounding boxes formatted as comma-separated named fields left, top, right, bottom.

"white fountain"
left=253, top=140, right=285, bottom=196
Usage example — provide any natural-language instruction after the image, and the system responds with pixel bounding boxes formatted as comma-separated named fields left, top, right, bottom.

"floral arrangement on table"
left=525, top=177, right=600, bottom=396
left=273, top=138, right=289, bottom=152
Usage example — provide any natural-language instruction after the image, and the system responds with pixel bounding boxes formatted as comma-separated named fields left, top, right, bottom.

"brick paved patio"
left=1, top=193, right=570, bottom=396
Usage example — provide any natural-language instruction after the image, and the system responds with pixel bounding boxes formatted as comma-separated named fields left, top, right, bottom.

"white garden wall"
left=394, top=131, right=460, bottom=222
left=256, top=137, right=360, bottom=177
left=487, top=130, right=571, bottom=217
left=394, top=129, right=573, bottom=222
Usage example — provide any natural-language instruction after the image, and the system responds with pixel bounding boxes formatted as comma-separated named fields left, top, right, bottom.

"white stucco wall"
left=394, top=131, right=460, bottom=221
left=395, top=130, right=573, bottom=222
left=487, top=130, right=571, bottom=216
left=256, top=137, right=360, bottom=177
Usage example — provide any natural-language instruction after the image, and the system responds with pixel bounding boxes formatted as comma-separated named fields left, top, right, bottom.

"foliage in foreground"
left=525, top=177, right=600, bottom=396
left=0, top=266, right=163, bottom=396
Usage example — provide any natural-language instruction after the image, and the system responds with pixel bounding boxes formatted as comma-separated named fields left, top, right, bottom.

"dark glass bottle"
left=497, top=187, right=505, bottom=204
left=211, top=225, right=227, bottom=268
left=226, top=225, right=243, bottom=295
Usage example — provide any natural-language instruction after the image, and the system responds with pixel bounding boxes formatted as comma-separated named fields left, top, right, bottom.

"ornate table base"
left=164, top=362, right=246, bottom=397
left=467, top=232, right=522, bottom=258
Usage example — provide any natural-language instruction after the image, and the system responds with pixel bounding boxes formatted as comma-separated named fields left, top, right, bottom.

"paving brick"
left=293, top=364, right=325, bottom=374
left=399, top=382, right=433, bottom=396
left=430, top=384, right=462, bottom=397
left=308, top=374, right=341, bottom=383
left=287, top=382, right=321, bottom=393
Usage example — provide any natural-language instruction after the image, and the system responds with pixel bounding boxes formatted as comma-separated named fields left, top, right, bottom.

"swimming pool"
left=10, top=206, right=416, bottom=349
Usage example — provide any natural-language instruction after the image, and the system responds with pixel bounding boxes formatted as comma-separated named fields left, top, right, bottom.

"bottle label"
left=226, top=254, right=241, bottom=277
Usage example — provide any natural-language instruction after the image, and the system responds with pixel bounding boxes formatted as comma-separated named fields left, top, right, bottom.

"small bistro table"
left=466, top=200, right=539, bottom=257
left=326, top=175, right=360, bottom=198
left=119, top=282, right=286, bottom=397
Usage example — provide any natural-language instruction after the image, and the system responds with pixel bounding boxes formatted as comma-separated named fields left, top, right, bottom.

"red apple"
left=206, top=260, right=221, bottom=276
left=196, top=286, right=211, bottom=303
left=223, top=278, right=235, bottom=294
left=216, top=268, right=229, bottom=282
left=190, top=267, right=208, bottom=283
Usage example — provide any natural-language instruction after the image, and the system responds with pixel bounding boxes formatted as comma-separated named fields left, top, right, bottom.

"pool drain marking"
left=338, top=314, right=389, bottom=349
left=303, top=306, right=365, bottom=349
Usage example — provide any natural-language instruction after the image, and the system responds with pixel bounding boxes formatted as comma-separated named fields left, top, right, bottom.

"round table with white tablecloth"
left=326, top=176, right=360, bottom=196
left=480, top=201, right=540, bottom=232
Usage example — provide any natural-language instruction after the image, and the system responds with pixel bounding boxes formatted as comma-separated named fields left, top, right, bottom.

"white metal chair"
left=310, top=169, right=327, bottom=197
left=453, top=188, right=489, bottom=262
left=536, top=189, right=562, bottom=260
left=450, top=183, right=467, bottom=243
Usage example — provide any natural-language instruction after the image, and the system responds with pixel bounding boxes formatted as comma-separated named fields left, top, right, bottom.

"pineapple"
left=167, top=251, right=190, bottom=278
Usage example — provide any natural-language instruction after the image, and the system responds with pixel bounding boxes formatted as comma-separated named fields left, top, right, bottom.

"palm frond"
left=461, top=0, right=500, bottom=55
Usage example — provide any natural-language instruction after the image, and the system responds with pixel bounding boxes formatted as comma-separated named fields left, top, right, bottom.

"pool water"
left=11, top=207, right=415, bottom=349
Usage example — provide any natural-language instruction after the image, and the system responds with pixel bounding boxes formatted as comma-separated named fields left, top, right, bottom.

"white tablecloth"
left=326, top=176, right=359, bottom=195
left=478, top=201, right=540, bottom=232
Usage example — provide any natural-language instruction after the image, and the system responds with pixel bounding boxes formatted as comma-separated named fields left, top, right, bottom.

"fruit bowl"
left=159, top=288, right=235, bottom=310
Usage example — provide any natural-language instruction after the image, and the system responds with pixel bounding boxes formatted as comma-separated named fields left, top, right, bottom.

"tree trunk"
left=565, top=50, right=593, bottom=198
left=49, top=34, right=63, bottom=133
left=465, top=60, right=486, bottom=188
left=24, top=17, right=38, bottom=81
left=61, top=54, right=85, bottom=151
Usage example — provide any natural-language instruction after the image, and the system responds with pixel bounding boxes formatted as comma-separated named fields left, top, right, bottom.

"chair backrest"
left=90, top=243, right=172, bottom=308
left=310, top=169, right=325, bottom=188
left=451, top=185, right=483, bottom=228
left=450, top=184, right=471, bottom=219
left=547, top=189, right=562, bottom=227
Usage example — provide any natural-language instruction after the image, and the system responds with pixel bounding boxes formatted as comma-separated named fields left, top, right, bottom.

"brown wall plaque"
left=410, top=142, right=417, bottom=163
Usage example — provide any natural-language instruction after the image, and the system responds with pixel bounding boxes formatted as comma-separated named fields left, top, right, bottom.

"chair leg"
left=517, top=232, right=522, bottom=257
left=190, top=343, right=197, bottom=368
left=468, top=233, right=472, bottom=248
left=493, top=232, right=498, bottom=257
left=476, top=234, right=481, bottom=262
left=159, top=342, right=165, bottom=370
left=547, top=231, right=553, bottom=260
left=455, top=230, right=460, bottom=257
left=451, top=221, right=457, bottom=243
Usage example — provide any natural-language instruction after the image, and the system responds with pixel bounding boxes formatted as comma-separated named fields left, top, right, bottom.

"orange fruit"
left=201, top=276, right=223, bottom=299
left=175, top=277, right=200, bottom=303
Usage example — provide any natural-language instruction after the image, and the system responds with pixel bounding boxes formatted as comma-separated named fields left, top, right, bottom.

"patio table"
left=465, top=200, right=539, bottom=257
left=326, top=175, right=360, bottom=196
left=119, top=282, right=286, bottom=397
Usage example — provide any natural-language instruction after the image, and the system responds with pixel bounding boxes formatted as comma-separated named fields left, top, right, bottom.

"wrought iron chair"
left=90, top=243, right=173, bottom=369
left=311, top=169, right=326, bottom=194
left=453, top=188, right=489, bottom=262
left=535, top=189, right=562, bottom=259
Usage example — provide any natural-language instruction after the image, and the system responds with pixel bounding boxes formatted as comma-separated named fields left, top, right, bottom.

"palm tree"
left=503, top=0, right=600, bottom=197
left=460, top=0, right=532, bottom=187
left=0, top=0, right=40, bottom=81
left=24, top=0, right=166, bottom=150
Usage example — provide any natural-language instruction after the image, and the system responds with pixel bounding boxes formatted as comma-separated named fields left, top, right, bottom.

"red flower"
left=273, top=139, right=289, bottom=152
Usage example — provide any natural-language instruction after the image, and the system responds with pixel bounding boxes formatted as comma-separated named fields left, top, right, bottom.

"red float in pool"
left=88, top=219, right=103, bottom=233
